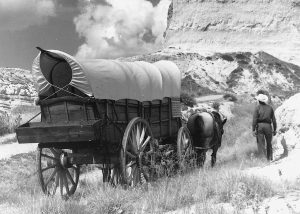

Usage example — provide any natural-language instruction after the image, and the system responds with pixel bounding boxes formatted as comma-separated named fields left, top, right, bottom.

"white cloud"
left=74, top=0, right=171, bottom=59
left=0, top=0, right=56, bottom=31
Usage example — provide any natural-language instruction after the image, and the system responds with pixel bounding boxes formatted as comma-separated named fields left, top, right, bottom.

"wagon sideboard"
left=16, top=96, right=182, bottom=150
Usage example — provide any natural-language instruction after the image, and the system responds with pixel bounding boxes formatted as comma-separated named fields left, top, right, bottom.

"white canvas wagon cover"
left=32, top=49, right=181, bottom=101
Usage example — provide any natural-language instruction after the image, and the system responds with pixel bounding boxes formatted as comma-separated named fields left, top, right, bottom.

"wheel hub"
left=60, top=153, right=69, bottom=168
left=138, top=152, right=145, bottom=167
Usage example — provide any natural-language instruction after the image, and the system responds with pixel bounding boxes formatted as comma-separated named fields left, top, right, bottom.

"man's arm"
left=271, top=108, right=277, bottom=134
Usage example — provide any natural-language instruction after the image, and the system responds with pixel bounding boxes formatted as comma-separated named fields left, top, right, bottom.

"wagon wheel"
left=177, top=126, right=195, bottom=170
left=37, top=147, right=80, bottom=198
left=120, top=117, right=156, bottom=186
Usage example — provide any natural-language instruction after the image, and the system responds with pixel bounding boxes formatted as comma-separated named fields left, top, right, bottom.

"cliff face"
left=165, top=0, right=300, bottom=66
left=124, top=49, right=300, bottom=98
left=0, top=68, right=36, bottom=113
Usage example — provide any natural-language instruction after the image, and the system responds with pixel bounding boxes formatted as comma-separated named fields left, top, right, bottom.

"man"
left=252, top=94, right=277, bottom=161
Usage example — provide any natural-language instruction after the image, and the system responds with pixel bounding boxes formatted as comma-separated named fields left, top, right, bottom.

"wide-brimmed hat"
left=256, top=94, right=268, bottom=103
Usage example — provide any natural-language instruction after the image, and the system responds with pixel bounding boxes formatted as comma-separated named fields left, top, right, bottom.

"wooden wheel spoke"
left=71, top=165, right=79, bottom=171
left=52, top=172, right=59, bottom=195
left=139, top=127, right=145, bottom=149
left=130, top=132, right=138, bottom=154
left=110, top=169, right=117, bottom=185
left=141, top=166, right=150, bottom=181
left=140, top=136, right=151, bottom=153
left=126, top=150, right=136, bottom=159
left=126, top=160, right=136, bottom=168
left=59, top=172, right=64, bottom=196
left=183, top=134, right=187, bottom=145
left=183, top=140, right=190, bottom=153
left=41, top=153, right=58, bottom=161
left=50, top=148, right=60, bottom=156
left=41, top=164, right=57, bottom=172
left=45, top=167, right=58, bottom=186
left=65, top=169, right=76, bottom=186
left=182, top=140, right=191, bottom=158
left=63, top=172, right=70, bottom=195
left=130, top=165, right=138, bottom=184
left=127, top=135, right=135, bottom=155
left=146, top=149, right=154, bottom=155
left=136, top=124, right=141, bottom=149
left=127, top=167, right=134, bottom=183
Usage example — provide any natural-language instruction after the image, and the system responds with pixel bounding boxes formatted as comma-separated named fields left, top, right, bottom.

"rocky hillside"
left=122, top=48, right=300, bottom=99
left=0, top=68, right=36, bottom=113
left=165, top=0, right=300, bottom=66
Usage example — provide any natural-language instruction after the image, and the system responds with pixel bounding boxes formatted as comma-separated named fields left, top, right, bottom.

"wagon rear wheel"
left=177, top=126, right=195, bottom=170
left=37, top=147, right=80, bottom=198
left=120, top=117, right=156, bottom=186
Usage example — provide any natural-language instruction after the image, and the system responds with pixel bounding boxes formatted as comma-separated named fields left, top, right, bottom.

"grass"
left=0, top=159, right=278, bottom=214
left=0, top=100, right=291, bottom=213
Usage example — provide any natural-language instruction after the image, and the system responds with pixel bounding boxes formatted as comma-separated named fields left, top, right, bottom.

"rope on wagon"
left=24, top=112, right=41, bottom=124
left=52, top=84, right=86, bottom=99
left=40, top=84, right=86, bottom=102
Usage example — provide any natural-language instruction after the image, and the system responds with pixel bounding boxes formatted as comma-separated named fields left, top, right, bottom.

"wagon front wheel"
left=120, top=117, right=156, bottom=186
left=37, top=147, right=80, bottom=198
left=177, top=126, right=195, bottom=171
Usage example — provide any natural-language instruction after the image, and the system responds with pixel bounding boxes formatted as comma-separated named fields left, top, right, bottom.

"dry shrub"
left=180, top=91, right=196, bottom=107
left=0, top=112, right=21, bottom=136
left=0, top=105, right=39, bottom=137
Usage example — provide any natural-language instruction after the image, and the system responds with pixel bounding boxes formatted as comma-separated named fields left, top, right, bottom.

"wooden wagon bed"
left=17, top=96, right=181, bottom=147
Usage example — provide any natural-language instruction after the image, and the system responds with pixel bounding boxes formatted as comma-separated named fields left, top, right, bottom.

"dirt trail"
left=0, top=140, right=37, bottom=160
left=195, top=94, right=223, bottom=103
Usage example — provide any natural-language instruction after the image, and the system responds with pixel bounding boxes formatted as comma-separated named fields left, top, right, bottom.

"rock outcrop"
left=273, top=93, right=300, bottom=160
left=165, top=0, right=300, bottom=66
left=0, top=68, right=36, bottom=113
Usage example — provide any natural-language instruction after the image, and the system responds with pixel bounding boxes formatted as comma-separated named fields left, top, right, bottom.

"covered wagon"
left=16, top=48, right=194, bottom=197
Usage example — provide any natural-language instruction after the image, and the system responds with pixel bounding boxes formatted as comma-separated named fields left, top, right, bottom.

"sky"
left=0, top=0, right=170, bottom=70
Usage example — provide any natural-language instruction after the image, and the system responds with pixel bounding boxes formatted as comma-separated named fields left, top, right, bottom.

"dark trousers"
left=256, top=123, right=273, bottom=160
